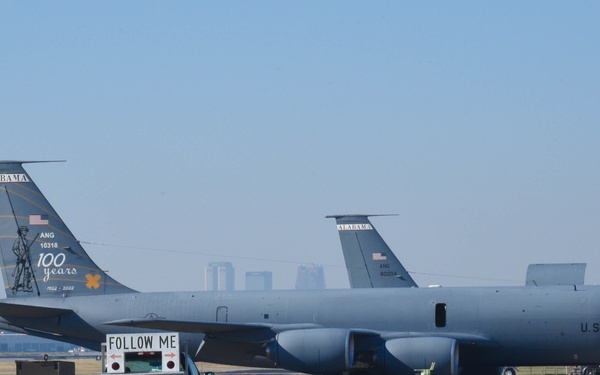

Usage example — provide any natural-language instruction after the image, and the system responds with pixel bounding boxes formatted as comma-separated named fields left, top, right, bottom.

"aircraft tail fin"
left=327, top=214, right=418, bottom=288
left=0, top=161, right=136, bottom=298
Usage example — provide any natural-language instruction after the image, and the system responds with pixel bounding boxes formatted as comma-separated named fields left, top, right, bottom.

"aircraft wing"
left=0, top=301, right=73, bottom=318
left=105, top=318, right=273, bottom=334
left=105, top=318, right=323, bottom=341
left=106, top=318, right=495, bottom=346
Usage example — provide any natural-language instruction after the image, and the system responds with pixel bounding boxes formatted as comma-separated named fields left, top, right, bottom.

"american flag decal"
left=29, top=214, right=49, bottom=226
left=372, top=252, right=387, bottom=261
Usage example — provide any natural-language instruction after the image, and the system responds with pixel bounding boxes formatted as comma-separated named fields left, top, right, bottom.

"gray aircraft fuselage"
left=4, top=285, right=600, bottom=367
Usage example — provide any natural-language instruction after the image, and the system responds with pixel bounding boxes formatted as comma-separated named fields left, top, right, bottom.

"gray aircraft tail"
left=0, top=161, right=136, bottom=298
left=327, top=215, right=418, bottom=288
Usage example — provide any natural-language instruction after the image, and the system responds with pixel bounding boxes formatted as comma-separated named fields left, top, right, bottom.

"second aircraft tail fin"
left=327, top=215, right=418, bottom=288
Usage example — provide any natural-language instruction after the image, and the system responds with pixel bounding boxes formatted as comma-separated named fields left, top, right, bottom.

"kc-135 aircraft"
left=1, top=161, right=600, bottom=375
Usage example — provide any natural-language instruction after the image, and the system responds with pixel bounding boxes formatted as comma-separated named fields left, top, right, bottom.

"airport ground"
left=0, top=355, right=287, bottom=375
left=0, top=356, right=582, bottom=375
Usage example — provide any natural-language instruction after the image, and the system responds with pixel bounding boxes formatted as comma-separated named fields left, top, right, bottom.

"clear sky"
left=2, top=2, right=600, bottom=293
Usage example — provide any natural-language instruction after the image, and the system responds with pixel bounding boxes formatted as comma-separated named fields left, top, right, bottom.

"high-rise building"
left=205, top=262, right=235, bottom=291
left=295, top=264, right=326, bottom=290
left=245, top=271, right=273, bottom=291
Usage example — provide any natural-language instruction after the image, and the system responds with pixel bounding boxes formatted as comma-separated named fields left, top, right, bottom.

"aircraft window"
left=435, top=303, right=447, bottom=327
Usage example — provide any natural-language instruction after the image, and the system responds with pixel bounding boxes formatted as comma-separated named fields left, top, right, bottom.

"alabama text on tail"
left=0, top=161, right=135, bottom=297
left=327, top=214, right=418, bottom=288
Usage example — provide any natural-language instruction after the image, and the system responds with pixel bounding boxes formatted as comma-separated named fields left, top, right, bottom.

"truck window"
left=125, top=351, right=164, bottom=372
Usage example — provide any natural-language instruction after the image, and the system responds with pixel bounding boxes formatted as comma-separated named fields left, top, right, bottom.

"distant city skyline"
left=205, top=262, right=235, bottom=291
left=295, top=264, right=326, bottom=290
left=245, top=271, right=273, bottom=291
left=206, top=262, right=327, bottom=290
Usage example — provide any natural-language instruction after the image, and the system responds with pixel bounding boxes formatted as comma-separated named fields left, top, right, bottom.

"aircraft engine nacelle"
left=375, top=337, right=459, bottom=375
left=266, top=328, right=353, bottom=374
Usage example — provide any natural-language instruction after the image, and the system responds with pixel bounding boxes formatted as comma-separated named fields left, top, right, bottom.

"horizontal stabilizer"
left=0, top=322, right=28, bottom=333
left=0, top=301, right=72, bottom=318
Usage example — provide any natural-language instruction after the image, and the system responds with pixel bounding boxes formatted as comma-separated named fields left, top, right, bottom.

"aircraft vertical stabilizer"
left=0, top=161, right=136, bottom=298
left=327, top=215, right=417, bottom=288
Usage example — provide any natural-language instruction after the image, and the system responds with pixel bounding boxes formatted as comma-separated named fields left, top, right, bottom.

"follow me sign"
left=106, top=332, right=180, bottom=374
left=108, top=332, right=178, bottom=351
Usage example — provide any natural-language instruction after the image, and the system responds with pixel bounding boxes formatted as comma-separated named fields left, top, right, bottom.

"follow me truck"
left=104, top=332, right=200, bottom=375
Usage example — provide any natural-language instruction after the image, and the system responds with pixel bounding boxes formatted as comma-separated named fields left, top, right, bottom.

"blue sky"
left=2, top=2, right=600, bottom=292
